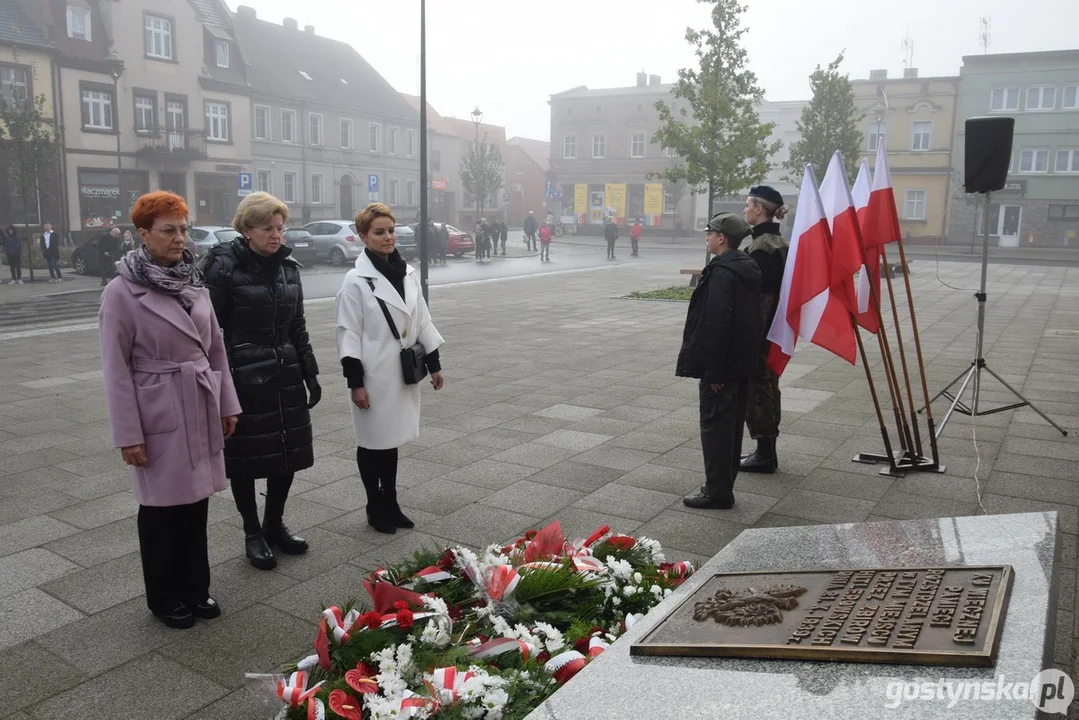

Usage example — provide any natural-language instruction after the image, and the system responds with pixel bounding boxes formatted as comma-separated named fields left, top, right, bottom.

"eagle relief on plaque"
left=631, top=566, right=1012, bottom=667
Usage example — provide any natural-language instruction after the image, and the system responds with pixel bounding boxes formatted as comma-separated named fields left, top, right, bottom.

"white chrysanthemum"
left=534, top=621, right=565, bottom=653
left=632, top=571, right=643, bottom=584
left=637, top=536, right=665, bottom=565
left=489, top=614, right=512, bottom=637
left=422, top=595, right=449, bottom=615
left=395, top=643, right=413, bottom=671
left=623, top=585, right=637, bottom=597
left=611, top=596, right=621, bottom=606
left=604, top=557, right=633, bottom=581
left=650, top=584, right=663, bottom=597
left=482, top=687, right=510, bottom=719
left=461, top=705, right=486, bottom=719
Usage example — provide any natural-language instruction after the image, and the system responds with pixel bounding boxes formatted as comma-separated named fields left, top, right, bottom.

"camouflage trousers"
left=747, top=295, right=781, bottom=439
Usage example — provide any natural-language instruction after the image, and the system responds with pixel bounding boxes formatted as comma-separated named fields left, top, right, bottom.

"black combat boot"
left=382, top=478, right=414, bottom=530
left=363, top=482, right=396, bottom=534
left=740, top=438, right=778, bottom=474
left=683, top=485, right=735, bottom=510
left=245, top=532, right=277, bottom=570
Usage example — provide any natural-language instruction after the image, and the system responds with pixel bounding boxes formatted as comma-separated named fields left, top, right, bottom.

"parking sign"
left=237, top=172, right=253, bottom=197
left=368, top=174, right=379, bottom=193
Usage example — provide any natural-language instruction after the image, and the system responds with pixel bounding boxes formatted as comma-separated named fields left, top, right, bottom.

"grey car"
left=186, top=226, right=241, bottom=260
left=302, top=220, right=362, bottom=265
left=395, top=225, right=416, bottom=259
left=283, top=228, right=318, bottom=265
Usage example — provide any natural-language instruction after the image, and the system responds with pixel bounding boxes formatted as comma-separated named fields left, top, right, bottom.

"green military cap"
left=706, top=212, right=752, bottom=242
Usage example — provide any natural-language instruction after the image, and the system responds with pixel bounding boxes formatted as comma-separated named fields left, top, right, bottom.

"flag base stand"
left=852, top=448, right=945, bottom=478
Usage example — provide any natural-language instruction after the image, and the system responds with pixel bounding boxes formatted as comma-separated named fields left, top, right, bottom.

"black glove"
left=305, top=377, right=322, bottom=409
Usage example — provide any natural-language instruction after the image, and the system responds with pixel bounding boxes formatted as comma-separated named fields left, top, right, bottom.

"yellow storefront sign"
left=605, top=183, right=627, bottom=221
left=644, top=183, right=664, bottom=215
left=574, top=184, right=588, bottom=222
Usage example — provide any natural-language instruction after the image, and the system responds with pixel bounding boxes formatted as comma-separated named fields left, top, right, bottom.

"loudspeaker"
left=964, top=117, right=1015, bottom=193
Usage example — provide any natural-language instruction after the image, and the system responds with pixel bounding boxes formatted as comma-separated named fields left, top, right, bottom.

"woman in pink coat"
left=98, top=191, right=241, bottom=630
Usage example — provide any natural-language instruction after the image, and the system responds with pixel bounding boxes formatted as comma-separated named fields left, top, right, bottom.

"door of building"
left=997, top=204, right=1021, bottom=248
left=159, top=172, right=185, bottom=197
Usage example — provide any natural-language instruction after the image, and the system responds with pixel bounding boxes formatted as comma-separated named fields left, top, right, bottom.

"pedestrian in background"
left=336, top=203, right=445, bottom=534
left=40, top=222, right=63, bottom=282
left=604, top=217, right=619, bottom=260
left=121, top=228, right=136, bottom=255
left=99, top=226, right=122, bottom=286
left=201, top=192, right=321, bottom=570
left=434, top=221, right=448, bottom=265
left=539, top=221, right=552, bottom=262
left=739, top=185, right=790, bottom=474
left=498, top=220, right=508, bottom=255
left=677, top=212, right=761, bottom=510
left=523, top=211, right=537, bottom=251
left=630, top=218, right=642, bottom=257
left=3, top=225, right=22, bottom=284
left=98, top=190, right=240, bottom=629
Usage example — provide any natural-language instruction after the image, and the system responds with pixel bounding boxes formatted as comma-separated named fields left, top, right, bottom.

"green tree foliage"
left=785, top=52, right=864, bottom=183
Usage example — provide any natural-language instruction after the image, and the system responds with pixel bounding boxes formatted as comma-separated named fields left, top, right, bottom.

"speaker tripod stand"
left=924, top=191, right=1068, bottom=439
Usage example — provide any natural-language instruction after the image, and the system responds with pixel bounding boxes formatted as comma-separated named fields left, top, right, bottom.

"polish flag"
left=863, top=141, right=903, bottom=248
left=852, top=159, right=882, bottom=332
left=766, top=165, right=857, bottom=375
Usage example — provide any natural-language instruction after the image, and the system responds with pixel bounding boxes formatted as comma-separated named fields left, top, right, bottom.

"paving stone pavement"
left=0, top=258, right=1077, bottom=719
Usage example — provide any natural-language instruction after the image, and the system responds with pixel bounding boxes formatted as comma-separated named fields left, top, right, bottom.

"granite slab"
left=527, top=512, right=1062, bottom=720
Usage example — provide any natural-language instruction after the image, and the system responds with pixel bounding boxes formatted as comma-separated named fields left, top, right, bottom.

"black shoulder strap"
left=365, top=278, right=401, bottom=341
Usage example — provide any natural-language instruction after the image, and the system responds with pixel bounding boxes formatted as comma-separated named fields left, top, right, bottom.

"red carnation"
left=537, top=650, right=551, bottom=664
left=448, top=605, right=463, bottom=621
left=361, top=611, right=383, bottom=630
left=396, top=608, right=415, bottom=630
left=524, top=529, right=539, bottom=541
left=393, top=600, right=410, bottom=611
left=476, top=633, right=489, bottom=643
left=436, top=549, right=455, bottom=571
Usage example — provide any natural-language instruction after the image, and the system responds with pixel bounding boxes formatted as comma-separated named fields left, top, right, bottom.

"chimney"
left=869, top=69, right=888, bottom=80
left=283, top=17, right=298, bottom=31
left=636, top=71, right=647, bottom=87
left=236, top=5, right=256, bottom=19
left=903, top=67, right=918, bottom=79
left=304, top=25, right=315, bottom=34
left=649, top=74, right=661, bottom=86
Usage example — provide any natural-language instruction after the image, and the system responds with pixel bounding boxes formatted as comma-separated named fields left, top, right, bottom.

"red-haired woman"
left=98, top=191, right=241, bottom=630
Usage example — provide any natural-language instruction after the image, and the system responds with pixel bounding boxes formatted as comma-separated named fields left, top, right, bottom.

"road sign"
left=237, top=172, right=253, bottom=197
left=545, top=179, right=552, bottom=197
left=503, top=192, right=510, bottom=202
left=368, top=191, right=379, bottom=202
left=552, top=191, right=563, bottom=201
left=368, top=174, right=379, bottom=193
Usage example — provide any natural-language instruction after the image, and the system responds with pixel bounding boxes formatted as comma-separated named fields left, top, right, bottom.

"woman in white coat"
left=335, top=203, right=445, bottom=534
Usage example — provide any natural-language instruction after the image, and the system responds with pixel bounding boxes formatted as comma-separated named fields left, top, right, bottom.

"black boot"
left=263, top=475, right=308, bottom=554
left=365, top=493, right=397, bottom=534
left=740, top=438, right=778, bottom=474
left=245, top=532, right=277, bottom=570
left=382, top=482, right=414, bottom=529
left=683, top=485, right=735, bottom=510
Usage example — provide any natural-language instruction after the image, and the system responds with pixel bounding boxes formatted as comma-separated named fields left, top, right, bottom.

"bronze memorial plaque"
left=631, top=566, right=1012, bottom=666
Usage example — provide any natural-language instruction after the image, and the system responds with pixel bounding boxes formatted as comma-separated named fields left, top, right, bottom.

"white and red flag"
left=819, top=151, right=879, bottom=334
left=863, top=141, right=903, bottom=248
left=851, top=157, right=880, bottom=326
left=766, top=165, right=857, bottom=375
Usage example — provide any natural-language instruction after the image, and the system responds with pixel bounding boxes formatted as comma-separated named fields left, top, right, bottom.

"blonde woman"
left=335, top=203, right=445, bottom=534
left=200, top=192, right=321, bottom=569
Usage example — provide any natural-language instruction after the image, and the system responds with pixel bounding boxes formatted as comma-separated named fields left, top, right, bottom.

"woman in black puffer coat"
left=201, top=192, right=321, bottom=570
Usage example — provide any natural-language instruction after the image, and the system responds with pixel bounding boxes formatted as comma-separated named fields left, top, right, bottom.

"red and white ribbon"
left=659, top=561, right=693, bottom=579
left=306, top=698, right=325, bottom=720
left=322, top=606, right=361, bottom=644
left=468, top=636, right=531, bottom=661
left=430, top=666, right=475, bottom=702
left=412, top=566, right=453, bottom=584
left=586, top=636, right=610, bottom=658
left=483, top=564, right=520, bottom=601
left=545, top=649, right=588, bottom=684
left=276, top=670, right=323, bottom=706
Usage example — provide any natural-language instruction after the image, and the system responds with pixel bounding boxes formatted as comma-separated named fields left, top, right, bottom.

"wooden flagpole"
left=851, top=315, right=898, bottom=472
left=880, top=246, right=926, bottom=463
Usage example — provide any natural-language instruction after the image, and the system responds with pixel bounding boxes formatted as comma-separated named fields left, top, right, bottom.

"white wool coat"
left=335, top=253, right=444, bottom=449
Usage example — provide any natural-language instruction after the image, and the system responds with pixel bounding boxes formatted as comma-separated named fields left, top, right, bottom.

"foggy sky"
left=224, top=0, right=1076, bottom=142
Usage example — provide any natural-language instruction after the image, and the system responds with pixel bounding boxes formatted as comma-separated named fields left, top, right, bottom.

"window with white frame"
left=388, top=127, right=399, bottom=155
left=592, top=134, right=606, bottom=159
left=311, top=174, right=323, bottom=204
left=281, top=109, right=295, bottom=143
left=868, top=122, right=887, bottom=151
left=1019, top=149, right=1049, bottom=173
left=67, top=5, right=91, bottom=41
left=563, top=136, right=576, bottom=159
left=205, top=102, right=229, bottom=141
left=990, top=87, right=1020, bottom=111
left=903, top=190, right=927, bottom=221
left=81, top=88, right=113, bottom=129
left=254, top=105, right=270, bottom=140
left=308, top=113, right=322, bottom=146
left=256, top=169, right=272, bottom=193
left=406, top=180, right=416, bottom=206
left=1026, top=86, right=1056, bottom=111
left=1064, top=85, right=1078, bottom=110
left=1055, top=149, right=1079, bottom=174
left=283, top=172, right=297, bottom=203
left=134, top=94, right=155, bottom=132
left=340, top=118, right=352, bottom=149
left=1, top=66, right=28, bottom=103
left=911, top=121, right=931, bottom=151
left=369, top=123, right=381, bottom=152
left=387, top=179, right=399, bottom=205
left=630, top=132, right=646, bottom=158
left=405, top=129, right=416, bottom=157
left=144, top=15, right=173, bottom=60
left=215, top=41, right=229, bottom=69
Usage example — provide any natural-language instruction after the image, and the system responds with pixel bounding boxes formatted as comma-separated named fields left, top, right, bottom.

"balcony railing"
left=135, top=126, right=208, bottom=160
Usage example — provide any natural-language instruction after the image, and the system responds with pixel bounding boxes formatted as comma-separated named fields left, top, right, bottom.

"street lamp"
left=107, top=50, right=125, bottom=224
left=471, top=107, right=482, bottom=225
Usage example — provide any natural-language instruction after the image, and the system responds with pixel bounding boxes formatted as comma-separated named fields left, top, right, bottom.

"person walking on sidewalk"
left=40, top=223, right=63, bottom=282
left=739, top=185, right=790, bottom=474
left=630, top=218, right=642, bottom=257
left=539, top=221, right=552, bottom=262
left=201, top=192, right=322, bottom=571
left=99, top=227, right=122, bottom=286
left=335, top=203, right=446, bottom=534
left=498, top=220, right=508, bottom=255
left=3, top=225, right=22, bottom=284
left=678, top=213, right=761, bottom=510
left=98, top=191, right=241, bottom=629
left=604, top=217, right=619, bottom=259
left=523, top=211, right=537, bottom=251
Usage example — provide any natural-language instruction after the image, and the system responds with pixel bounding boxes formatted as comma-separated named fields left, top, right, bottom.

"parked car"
left=302, top=220, right=363, bottom=265
left=395, top=224, right=417, bottom=259
left=185, top=226, right=241, bottom=259
left=70, top=224, right=138, bottom=276
left=284, top=228, right=317, bottom=264
left=440, top=223, right=475, bottom=257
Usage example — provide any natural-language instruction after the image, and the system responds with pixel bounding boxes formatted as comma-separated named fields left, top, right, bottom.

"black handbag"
left=366, top=279, right=427, bottom=385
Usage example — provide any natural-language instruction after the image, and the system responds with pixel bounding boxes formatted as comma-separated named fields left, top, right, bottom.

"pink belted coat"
left=99, top=276, right=242, bottom=506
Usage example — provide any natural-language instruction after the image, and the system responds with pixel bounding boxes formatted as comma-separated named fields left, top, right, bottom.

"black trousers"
left=699, top=378, right=749, bottom=499
left=231, top=474, right=295, bottom=536
left=5, top=252, right=20, bottom=280
left=631, top=238, right=639, bottom=256
left=138, top=499, right=210, bottom=614
left=606, top=240, right=616, bottom=258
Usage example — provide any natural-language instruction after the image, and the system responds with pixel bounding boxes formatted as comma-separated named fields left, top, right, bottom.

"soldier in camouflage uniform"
left=740, top=186, right=790, bottom=474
